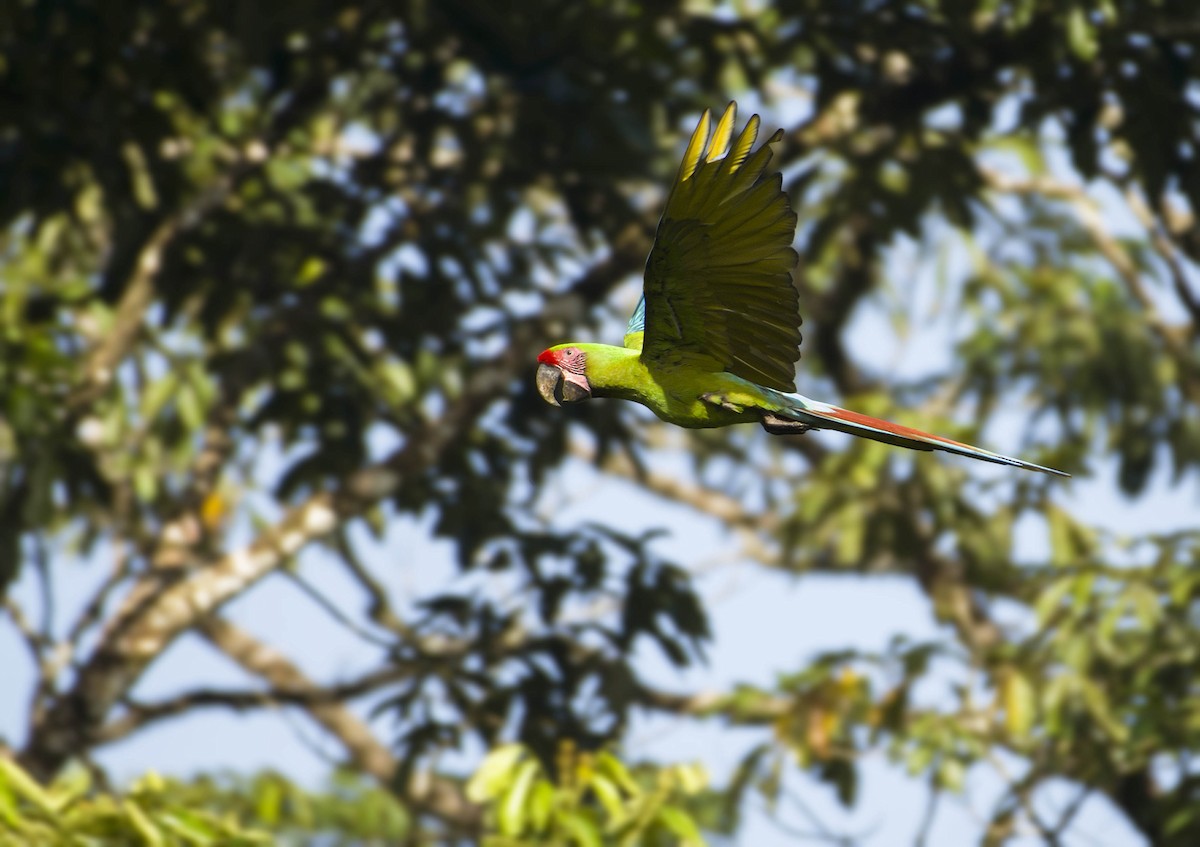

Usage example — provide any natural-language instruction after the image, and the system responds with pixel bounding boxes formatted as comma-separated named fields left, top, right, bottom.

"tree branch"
left=1121, top=185, right=1200, bottom=329
left=587, top=434, right=1003, bottom=653
left=197, top=617, right=481, bottom=831
left=279, top=568, right=397, bottom=650
left=2, top=596, right=47, bottom=664
left=209, top=617, right=400, bottom=780
left=64, top=542, right=133, bottom=652
left=980, top=167, right=1199, bottom=402
left=19, top=235, right=648, bottom=779
left=97, top=664, right=409, bottom=748
left=334, top=526, right=416, bottom=641
left=69, top=162, right=251, bottom=413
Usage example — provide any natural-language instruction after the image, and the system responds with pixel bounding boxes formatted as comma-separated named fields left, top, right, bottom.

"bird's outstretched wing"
left=635, top=102, right=801, bottom=392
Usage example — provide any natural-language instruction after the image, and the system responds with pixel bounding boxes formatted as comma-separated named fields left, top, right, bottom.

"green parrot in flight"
left=536, top=103, right=1068, bottom=477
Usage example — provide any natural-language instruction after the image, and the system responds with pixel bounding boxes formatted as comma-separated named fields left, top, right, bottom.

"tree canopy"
left=2, top=1, right=1199, bottom=844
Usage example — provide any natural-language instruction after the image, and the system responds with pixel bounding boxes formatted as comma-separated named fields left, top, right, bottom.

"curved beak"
left=536, top=363, right=591, bottom=406
left=536, top=363, right=563, bottom=406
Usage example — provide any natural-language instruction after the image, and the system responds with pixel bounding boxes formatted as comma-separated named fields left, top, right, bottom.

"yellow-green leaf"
left=557, top=808, right=603, bottom=847
left=466, top=744, right=526, bottom=804
left=672, top=762, right=708, bottom=795
left=1079, top=677, right=1128, bottom=742
left=0, top=759, right=54, bottom=815
left=528, top=780, right=554, bottom=834
left=1002, top=669, right=1036, bottom=739
left=593, top=752, right=640, bottom=796
left=1034, top=576, right=1073, bottom=624
left=498, top=759, right=539, bottom=836
left=123, top=799, right=165, bottom=847
left=1047, top=506, right=1071, bottom=566
left=657, top=804, right=704, bottom=845
left=255, top=778, right=282, bottom=826
left=589, top=775, right=625, bottom=827
left=1066, top=6, right=1098, bottom=62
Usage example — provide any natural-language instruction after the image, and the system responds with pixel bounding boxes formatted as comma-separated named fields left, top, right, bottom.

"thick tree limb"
left=198, top=617, right=399, bottom=781
left=92, top=617, right=484, bottom=832
left=24, top=353, right=495, bottom=774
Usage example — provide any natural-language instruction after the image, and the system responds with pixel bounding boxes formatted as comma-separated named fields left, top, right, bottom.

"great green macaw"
left=536, top=103, right=1068, bottom=477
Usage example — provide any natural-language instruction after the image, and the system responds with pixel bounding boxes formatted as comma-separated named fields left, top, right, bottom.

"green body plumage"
left=535, top=104, right=1069, bottom=477
left=546, top=341, right=769, bottom=428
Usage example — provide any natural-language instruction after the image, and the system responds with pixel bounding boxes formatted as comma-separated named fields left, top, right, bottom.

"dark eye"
left=565, top=347, right=576, bottom=355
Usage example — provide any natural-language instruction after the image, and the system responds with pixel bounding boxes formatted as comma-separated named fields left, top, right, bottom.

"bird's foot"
left=700, top=392, right=745, bottom=413
left=761, top=413, right=812, bottom=435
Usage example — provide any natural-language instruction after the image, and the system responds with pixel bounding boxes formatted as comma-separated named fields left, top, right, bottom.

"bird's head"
left=536, top=345, right=592, bottom=406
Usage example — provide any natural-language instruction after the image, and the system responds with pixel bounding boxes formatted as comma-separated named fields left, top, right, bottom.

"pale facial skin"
left=535, top=347, right=591, bottom=406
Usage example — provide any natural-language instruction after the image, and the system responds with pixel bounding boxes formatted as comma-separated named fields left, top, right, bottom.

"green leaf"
left=156, top=809, right=219, bottom=845
left=1034, top=576, right=1073, bottom=624
left=254, top=778, right=282, bottom=826
left=296, top=256, right=326, bottom=287
left=466, top=744, right=526, bottom=804
left=140, top=372, right=181, bottom=423
left=657, top=804, right=704, bottom=845
left=906, top=744, right=934, bottom=777
left=1047, top=507, right=1072, bottom=566
left=1066, top=6, right=1098, bottom=62
left=835, top=501, right=865, bottom=565
left=1125, top=583, right=1161, bottom=628
left=936, top=758, right=965, bottom=793
left=0, top=782, right=18, bottom=830
left=528, top=780, right=555, bottom=834
left=672, top=762, right=708, bottom=795
left=379, top=362, right=417, bottom=405
left=1078, top=678, right=1129, bottom=742
left=0, top=759, right=55, bottom=816
left=589, top=775, right=625, bottom=827
left=176, top=382, right=204, bottom=430
left=123, top=799, right=165, bottom=847
left=1002, top=669, right=1036, bottom=739
left=1071, top=573, right=1095, bottom=611
left=593, top=752, right=640, bottom=796
left=497, top=759, right=540, bottom=836
left=556, top=809, right=603, bottom=847
left=1166, top=803, right=1200, bottom=836
left=47, top=764, right=91, bottom=813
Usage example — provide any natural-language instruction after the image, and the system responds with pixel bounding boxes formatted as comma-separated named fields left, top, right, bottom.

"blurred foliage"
left=377, top=525, right=709, bottom=783
left=466, top=742, right=708, bottom=846
left=0, top=757, right=408, bottom=845
left=1, top=0, right=1199, bottom=845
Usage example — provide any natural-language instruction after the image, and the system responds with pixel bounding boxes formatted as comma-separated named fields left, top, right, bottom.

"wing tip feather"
left=706, top=102, right=737, bottom=164
left=678, top=108, right=712, bottom=183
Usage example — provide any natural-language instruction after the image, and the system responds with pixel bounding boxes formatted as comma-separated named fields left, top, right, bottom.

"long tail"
left=771, top=392, right=1069, bottom=477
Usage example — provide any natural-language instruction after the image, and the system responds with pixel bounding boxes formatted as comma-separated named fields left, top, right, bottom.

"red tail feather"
left=777, top=399, right=1069, bottom=477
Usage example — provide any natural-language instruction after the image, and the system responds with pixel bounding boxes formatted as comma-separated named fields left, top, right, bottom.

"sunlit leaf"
left=497, top=760, right=540, bottom=836
left=466, top=744, right=527, bottom=804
